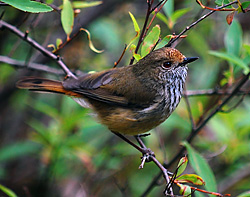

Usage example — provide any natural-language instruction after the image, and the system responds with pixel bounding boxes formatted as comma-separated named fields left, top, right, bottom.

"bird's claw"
left=139, top=148, right=155, bottom=169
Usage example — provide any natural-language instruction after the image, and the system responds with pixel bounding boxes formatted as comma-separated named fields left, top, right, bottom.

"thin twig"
left=184, top=89, right=250, bottom=96
left=129, top=0, right=168, bottom=65
left=196, top=0, right=236, bottom=11
left=113, top=44, right=127, bottom=68
left=220, top=94, right=245, bottom=113
left=134, top=136, right=173, bottom=196
left=0, top=55, right=64, bottom=75
left=129, top=1, right=152, bottom=65
left=166, top=0, right=238, bottom=47
left=0, top=20, right=77, bottom=79
left=183, top=85, right=195, bottom=129
left=113, top=132, right=145, bottom=153
left=0, top=55, right=84, bottom=76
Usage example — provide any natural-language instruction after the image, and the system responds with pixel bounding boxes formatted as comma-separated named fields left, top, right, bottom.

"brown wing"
left=62, top=69, right=130, bottom=106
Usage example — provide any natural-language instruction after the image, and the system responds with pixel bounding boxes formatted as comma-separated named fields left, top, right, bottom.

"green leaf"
left=46, top=0, right=54, bottom=4
left=47, top=44, right=56, bottom=52
left=129, top=12, right=140, bottom=33
left=56, top=38, right=63, bottom=49
left=243, top=45, right=250, bottom=66
left=0, top=141, right=40, bottom=162
left=0, top=184, right=17, bottom=197
left=243, top=44, right=250, bottom=55
left=61, top=0, right=74, bottom=39
left=155, top=35, right=170, bottom=49
left=1, top=0, right=53, bottom=13
left=178, top=184, right=192, bottom=196
left=48, top=38, right=63, bottom=52
left=237, top=191, right=250, bottom=197
left=171, top=8, right=191, bottom=24
left=80, top=28, right=104, bottom=53
left=156, top=12, right=168, bottom=25
left=161, top=0, right=174, bottom=18
left=187, top=30, right=209, bottom=60
left=176, top=174, right=205, bottom=185
left=224, top=20, right=242, bottom=56
left=141, top=25, right=160, bottom=58
left=125, top=12, right=141, bottom=51
left=241, top=1, right=250, bottom=9
left=209, top=51, right=250, bottom=74
left=30, top=99, right=59, bottom=120
left=176, top=156, right=188, bottom=177
left=183, top=141, right=217, bottom=193
left=133, top=53, right=141, bottom=61
left=72, top=1, right=102, bottom=9
left=215, top=0, right=230, bottom=6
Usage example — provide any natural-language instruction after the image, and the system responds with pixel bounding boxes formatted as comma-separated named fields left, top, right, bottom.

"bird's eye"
left=162, top=61, right=172, bottom=69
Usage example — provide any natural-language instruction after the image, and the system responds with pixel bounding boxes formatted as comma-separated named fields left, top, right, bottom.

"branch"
left=166, top=0, right=238, bottom=47
left=113, top=132, right=174, bottom=196
left=0, top=55, right=64, bottom=75
left=0, top=20, right=77, bottom=79
left=196, top=0, right=236, bottom=11
left=185, top=89, right=250, bottom=96
left=129, top=0, right=168, bottom=65
left=0, top=55, right=85, bottom=76
left=135, top=135, right=174, bottom=196
left=183, top=86, right=195, bottom=130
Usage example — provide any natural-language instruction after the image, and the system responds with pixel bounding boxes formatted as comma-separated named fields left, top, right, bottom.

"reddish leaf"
left=226, top=11, right=235, bottom=25
left=176, top=156, right=188, bottom=177
left=178, top=183, right=192, bottom=196
left=176, top=174, right=205, bottom=185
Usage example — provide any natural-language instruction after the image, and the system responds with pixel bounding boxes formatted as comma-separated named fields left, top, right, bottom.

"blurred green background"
left=0, top=0, right=250, bottom=196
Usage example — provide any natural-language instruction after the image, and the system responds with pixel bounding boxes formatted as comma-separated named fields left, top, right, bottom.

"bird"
left=16, top=47, right=198, bottom=136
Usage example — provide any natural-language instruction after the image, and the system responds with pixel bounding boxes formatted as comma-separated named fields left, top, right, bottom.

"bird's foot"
left=139, top=148, right=155, bottom=169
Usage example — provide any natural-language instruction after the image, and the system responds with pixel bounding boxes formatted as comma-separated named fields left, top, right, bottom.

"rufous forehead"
left=164, top=48, right=185, bottom=62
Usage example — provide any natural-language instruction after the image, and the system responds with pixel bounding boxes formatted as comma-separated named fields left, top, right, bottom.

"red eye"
left=163, top=61, right=172, bottom=68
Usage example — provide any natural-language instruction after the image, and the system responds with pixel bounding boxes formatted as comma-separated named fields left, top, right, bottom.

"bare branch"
left=166, top=1, right=238, bottom=47
left=0, top=20, right=77, bottom=79
left=129, top=0, right=168, bottom=65
left=185, top=89, right=250, bottom=96
left=183, top=85, right=195, bottom=130
left=0, top=55, right=64, bottom=75
left=0, top=55, right=85, bottom=76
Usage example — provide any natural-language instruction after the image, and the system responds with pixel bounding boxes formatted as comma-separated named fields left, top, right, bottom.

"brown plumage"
left=17, top=47, right=198, bottom=135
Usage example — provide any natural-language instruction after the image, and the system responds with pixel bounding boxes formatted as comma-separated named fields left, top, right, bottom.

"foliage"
left=0, top=0, right=250, bottom=196
left=0, top=0, right=52, bottom=13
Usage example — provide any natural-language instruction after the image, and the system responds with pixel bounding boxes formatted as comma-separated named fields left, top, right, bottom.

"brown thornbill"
left=16, top=47, right=198, bottom=135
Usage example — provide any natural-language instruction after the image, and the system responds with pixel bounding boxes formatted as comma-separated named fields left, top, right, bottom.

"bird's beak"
left=181, top=57, right=199, bottom=66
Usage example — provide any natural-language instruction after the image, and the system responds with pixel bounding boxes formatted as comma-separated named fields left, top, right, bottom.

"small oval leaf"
left=61, top=0, right=74, bottom=39
left=56, top=38, right=63, bottom=49
left=72, top=1, right=102, bottom=9
left=178, top=183, right=192, bottom=196
left=1, top=0, right=53, bottom=13
left=176, top=156, right=188, bottom=177
left=176, top=174, right=205, bottom=185
left=224, top=20, right=242, bottom=56
left=226, top=12, right=235, bottom=25
left=209, top=51, right=250, bottom=74
left=141, top=25, right=161, bottom=57
left=0, top=184, right=17, bottom=197
left=183, top=141, right=217, bottom=193
left=129, top=12, right=140, bottom=33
